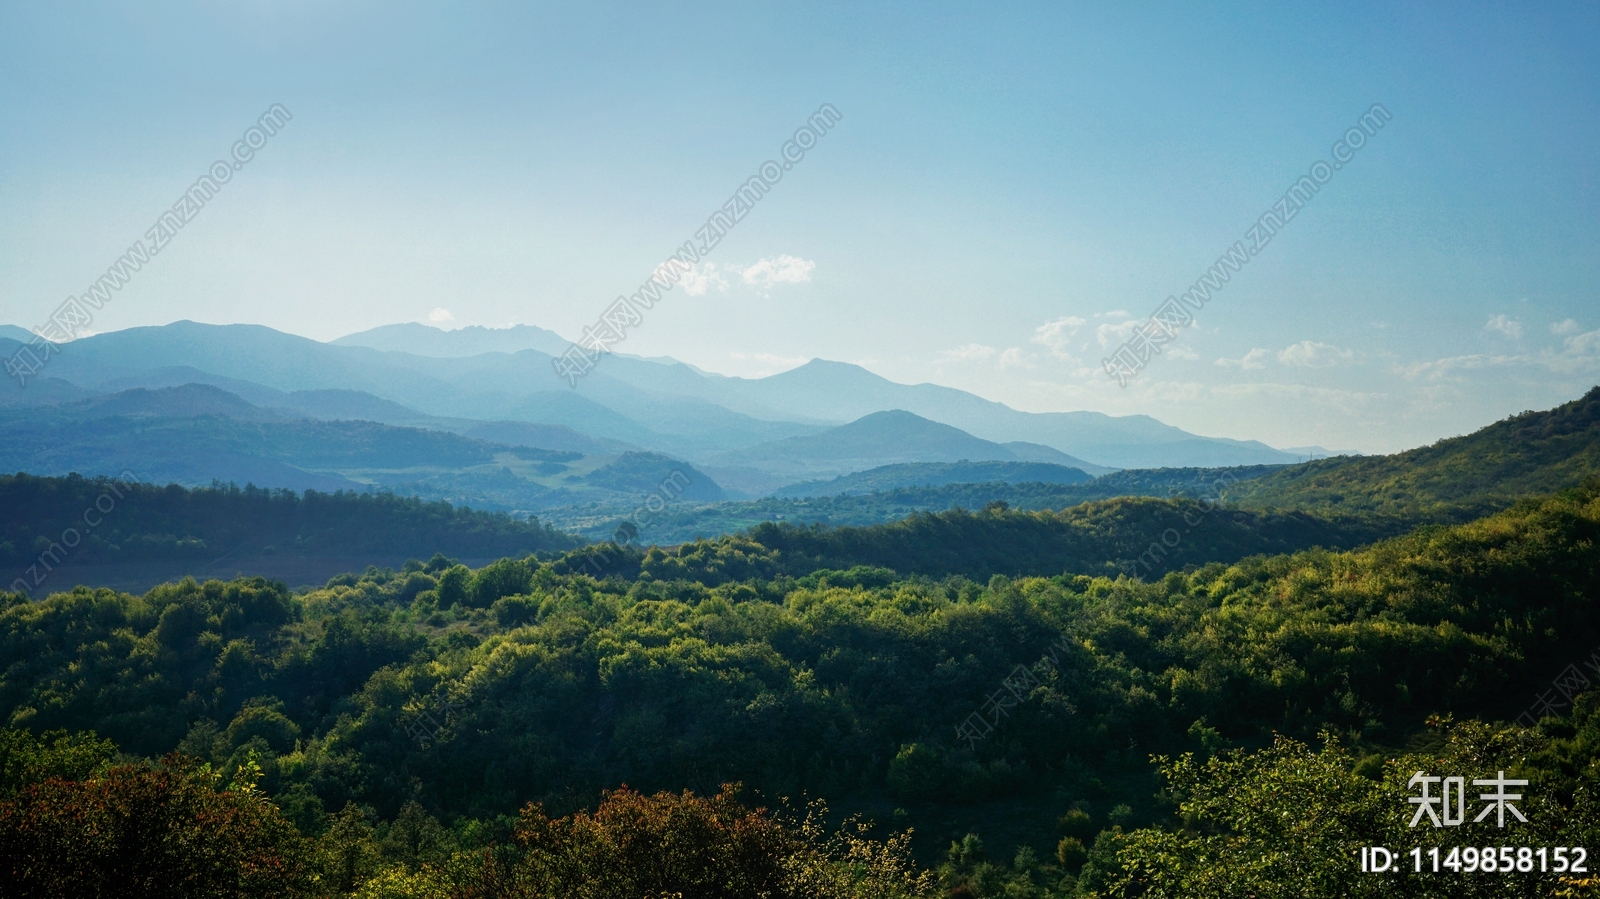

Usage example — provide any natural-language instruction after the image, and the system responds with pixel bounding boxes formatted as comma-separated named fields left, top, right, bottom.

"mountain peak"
left=332, top=322, right=570, bottom=357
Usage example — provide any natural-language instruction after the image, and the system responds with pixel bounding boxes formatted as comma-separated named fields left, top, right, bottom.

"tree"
left=319, top=801, right=381, bottom=894
left=0, top=753, right=314, bottom=899
left=458, top=785, right=934, bottom=899
left=1098, top=721, right=1600, bottom=898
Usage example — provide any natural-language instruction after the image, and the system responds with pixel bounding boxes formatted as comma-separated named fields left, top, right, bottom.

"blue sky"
left=1, top=1, right=1597, bottom=453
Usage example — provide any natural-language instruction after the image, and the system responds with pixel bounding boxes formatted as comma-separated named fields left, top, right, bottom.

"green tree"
left=1098, top=721, right=1600, bottom=898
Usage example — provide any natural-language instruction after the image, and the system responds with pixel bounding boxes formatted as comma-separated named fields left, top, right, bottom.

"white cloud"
left=679, top=262, right=728, bottom=297
left=1392, top=326, right=1600, bottom=380
left=1166, top=345, right=1200, bottom=361
left=1484, top=314, right=1523, bottom=339
left=997, top=347, right=1035, bottom=370
left=1551, top=318, right=1581, bottom=335
left=740, top=255, right=815, bottom=288
left=937, top=343, right=998, bottom=363
left=937, top=343, right=1038, bottom=371
left=1095, top=318, right=1141, bottom=348
left=1210, top=382, right=1384, bottom=414
left=1031, top=317, right=1085, bottom=358
left=1277, top=340, right=1355, bottom=368
left=1216, top=348, right=1271, bottom=370
left=669, top=256, right=813, bottom=296
left=1393, top=353, right=1522, bottom=380
left=428, top=308, right=454, bottom=323
left=1564, top=328, right=1600, bottom=358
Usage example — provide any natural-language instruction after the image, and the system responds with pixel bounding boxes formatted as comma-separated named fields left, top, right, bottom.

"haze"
left=2, top=1, right=1597, bottom=454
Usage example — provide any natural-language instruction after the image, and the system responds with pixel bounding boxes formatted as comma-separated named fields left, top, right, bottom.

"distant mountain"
left=332, top=322, right=572, bottom=357
left=0, top=325, right=35, bottom=342
left=14, top=321, right=1309, bottom=474
left=0, top=384, right=728, bottom=512
left=998, top=441, right=1115, bottom=475
left=0, top=337, right=95, bottom=408
left=33, top=322, right=465, bottom=403
left=57, top=384, right=284, bottom=422
left=1277, top=445, right=1361, bottom=459
left=0, top=413, right=493, bottom=494
left=559, top=352, right=838, bottom=425
left=1230, top=385, right=1600, bottom=521
left=461, top=421, right=638, bottom=455
left=266, top=389, right=433, bottom=424
left=0, top=336, right=94, bottom=408
left=497, top=390, right=666, bottom=446
left=771, top=460, right=1094, bottom=498
left=323, top=324, right=1301, bottom=467
left=0, top=376, right=93, bottom=408
left=91, top=365, right=294, bottom=407
left=716, top=359, right=1301, bottom=468
left=583, top=452, right=727, bottom=503
left=710, top=410, right=1048, bottom=480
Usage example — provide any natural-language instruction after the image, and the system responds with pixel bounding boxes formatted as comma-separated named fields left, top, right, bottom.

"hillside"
left=1229, top=385, right=1600, bottom=519
left=627, top=496, right=1389, bottom=582
left=6, top=484, right=1600, bottom=894
left=570, top=464, right=1286, bottom=543
left=0, top=473, right=580, bottom=595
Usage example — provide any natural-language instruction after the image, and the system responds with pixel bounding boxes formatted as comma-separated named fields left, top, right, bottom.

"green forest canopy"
left=5, top=482, right=1600, bottom=896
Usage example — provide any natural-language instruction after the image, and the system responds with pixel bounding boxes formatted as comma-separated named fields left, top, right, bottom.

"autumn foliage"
left=0, top=753, right=313, bottom=899
left=463, top=785, right=794, bottom=898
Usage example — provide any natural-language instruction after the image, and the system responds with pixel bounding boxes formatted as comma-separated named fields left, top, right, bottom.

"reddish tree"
left=0, top=755, right=314, bottom=899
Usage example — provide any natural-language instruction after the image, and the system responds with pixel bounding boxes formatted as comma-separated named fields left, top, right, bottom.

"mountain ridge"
left=1229, top=385, right=1600, bottom=520
left=7, top=323, right=1308, bottom=472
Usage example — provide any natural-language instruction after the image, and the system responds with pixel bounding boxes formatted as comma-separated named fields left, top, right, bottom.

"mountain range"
left=2, top=320, right=1313, bottom=459
left=0, top=320, right=1337, bottom=522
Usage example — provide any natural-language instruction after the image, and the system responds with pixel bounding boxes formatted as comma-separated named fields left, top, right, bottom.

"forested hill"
left=4, top=484, right=1600, bottom=895
left=1228, top=385, right=1600, bottom=519
left=605, top=464, right=1288, bottom=543
left=770, top=460, right=1097, bottom=499
left=0, top=473, right=580, bottom=578
left=565, top=495, right=1394, bottom=584
left=732, top=498, right=1383, bottom=580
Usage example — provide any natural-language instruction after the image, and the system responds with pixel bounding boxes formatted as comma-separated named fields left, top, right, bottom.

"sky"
left=1, top=1, right=1597, bottom=454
